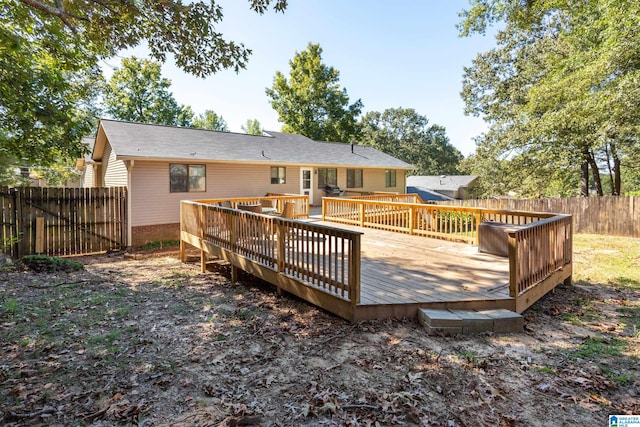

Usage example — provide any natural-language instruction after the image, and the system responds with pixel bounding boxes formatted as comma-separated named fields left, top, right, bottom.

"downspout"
left=126, top=160, right=134, bottom=247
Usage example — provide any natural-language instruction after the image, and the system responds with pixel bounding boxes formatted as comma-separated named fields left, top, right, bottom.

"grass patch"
left=20, top=254, right=84, bottom=273
left=1, top=298, right=18, bottom=316
left=571, top=337, right=627, bottom=360
left=536, top=366, right=556, bottom=375
left=139, top=240, right=180, bottom=251
left=573, top=234, right=640, bottom=290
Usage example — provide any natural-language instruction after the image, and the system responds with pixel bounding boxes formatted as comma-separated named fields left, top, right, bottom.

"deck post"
left=359, top=203, right=365, bottom=227
left=322, top=198, right=326, bottom=221
left=276, top=220, right=285, bottom=273
left=199, top=204, right=206, bottom=273
left=408, top=205, right=415, bottom=235
left=231, top=265, right=238, bottom=282
left=507, top=231, right=518, bottom=299
left=179, top=202, right=185, bottom=262
left=350, top=233, right=361, bottom=306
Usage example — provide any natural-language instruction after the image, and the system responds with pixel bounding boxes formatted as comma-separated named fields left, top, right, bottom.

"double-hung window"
left=347, top=169, right=363, bottom=188
left=271, top=166, right=286, bottom=184
left=317, top=168, right=337, bottom=187
left=169, top=164, right=206, bottom=192
left=385, top=169, right=397, bottom=188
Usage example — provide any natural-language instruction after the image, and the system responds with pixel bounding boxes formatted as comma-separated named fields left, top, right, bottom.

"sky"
left=102, top=1, right=497, bottom=156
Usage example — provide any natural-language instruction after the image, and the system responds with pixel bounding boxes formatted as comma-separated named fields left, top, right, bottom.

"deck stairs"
left=418, top=308, right=524, bottom=335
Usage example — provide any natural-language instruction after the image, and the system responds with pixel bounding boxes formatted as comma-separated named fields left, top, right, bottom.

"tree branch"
left=19, top=0, right=88, bottom=31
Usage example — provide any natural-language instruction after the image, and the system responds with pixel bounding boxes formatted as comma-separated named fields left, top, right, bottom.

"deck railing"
left=345, top=193, right=424, bottom=203
left=322, top=197, right=572, bottom=313
left=180, top=201, right=362, bottom=320
left=322, top=197, right=554, bottom=244
left=193, top=194, right=309, bottom=219
left=508, top=214, right=573, bottom=312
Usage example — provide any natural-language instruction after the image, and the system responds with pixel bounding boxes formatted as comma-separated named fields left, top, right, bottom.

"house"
left=79, top=119, right=413, bottom=246
left=406, top=175, right=479, bottom=200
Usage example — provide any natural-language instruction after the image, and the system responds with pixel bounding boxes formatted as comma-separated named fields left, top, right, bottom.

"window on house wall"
left=347, top=169, right=363, bottom=188
left=270, top=166, right=286, bottom=184
left=385, top=169, right=397, bottom=187
left=170, top=164, right=206, bottom=192
left=317, top=168, right=337, bottom=187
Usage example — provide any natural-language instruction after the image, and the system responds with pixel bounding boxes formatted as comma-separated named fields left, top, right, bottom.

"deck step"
left=418, top=308, right=523, bottom=335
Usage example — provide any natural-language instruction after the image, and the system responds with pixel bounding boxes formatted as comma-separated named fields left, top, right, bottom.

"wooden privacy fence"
left=434, top=196, right=639, bottom=237
left=180, top=201, right=362, bottom=321
left=194, top=194, right=309, bottom=219
left=0, top=186, right=127, bottom=258
left=322, top=196, right=572, bottom=313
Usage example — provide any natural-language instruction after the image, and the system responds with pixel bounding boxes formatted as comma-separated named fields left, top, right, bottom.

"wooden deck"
left=181, top=199, right=572, bottom=322
left=305, top=218, right=513, bottom=321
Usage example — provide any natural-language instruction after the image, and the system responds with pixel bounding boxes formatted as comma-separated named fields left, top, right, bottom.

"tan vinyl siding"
left=81, top=164, right=95, bottom=188
left=130, top=162, right=300, bottom=227
left=362, top=169, right=405, bottom=194
left=102, top=142, right=128, bottom=187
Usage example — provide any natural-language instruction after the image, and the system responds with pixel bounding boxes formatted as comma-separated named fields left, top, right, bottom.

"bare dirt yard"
left=1, top=234, right=638, bottom=426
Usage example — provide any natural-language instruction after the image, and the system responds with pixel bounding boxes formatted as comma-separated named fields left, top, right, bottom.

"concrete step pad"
left=418, top=308, right=523, bottom=335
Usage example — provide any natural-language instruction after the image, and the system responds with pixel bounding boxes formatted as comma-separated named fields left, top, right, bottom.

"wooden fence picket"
left=0, top=186, right=127, bottom=258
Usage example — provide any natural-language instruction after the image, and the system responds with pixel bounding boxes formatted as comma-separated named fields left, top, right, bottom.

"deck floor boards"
left=307, top=218, right=511, bottom=310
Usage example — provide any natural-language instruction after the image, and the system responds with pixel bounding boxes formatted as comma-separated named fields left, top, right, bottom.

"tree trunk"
left=586, top=149, right=604, bottom=196
left=580, top=149, right=590, bottom=197
left=604, top=142, right=615, bottom=195
left=610, top=141, right=621, bottom=195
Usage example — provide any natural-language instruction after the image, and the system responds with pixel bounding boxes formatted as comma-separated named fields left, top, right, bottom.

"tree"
left=3, top=0, right=287, bottom=168
left=103, top=57, right=192, bottom=126
left=15, top=0, right=288, bottom=77
left=192, top=110, right=229, bottom=132
left=360, top=108, right=462, bottom=176
left=459, top=0, right=640, bottom=197
left=241, top=119, right=263, bottom=135
left=1, top=3, right=101, bottom=167
left=266, top=43, right=363, bottom=142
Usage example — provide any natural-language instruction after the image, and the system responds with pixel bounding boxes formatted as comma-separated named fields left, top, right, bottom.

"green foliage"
left=241, top=119, right=263, bottom=135
left=20, top=255, right=84, bottom=273
left=192, top=110, right=228, bottom=132
left=103, top=57, right=193, bottom=126
left=4, top=0, right=287, bottom=166
left=139, top=240, right=181, bottom=251
left=571, top=337, right=627, bottom=360
left=14, top=0, right=288, bottom=78
left=360, top=108, right=462, bottom=175
left=1, top=2, right=100, bottom=167
left=460, top=0, right=640, bottom=197
left=266, top=43, right=363, bottom=142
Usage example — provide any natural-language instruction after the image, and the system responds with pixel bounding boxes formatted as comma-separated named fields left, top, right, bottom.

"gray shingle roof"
left=97, top=119, right=413, bottom=169
left=406, top=175, right=478, bottom=192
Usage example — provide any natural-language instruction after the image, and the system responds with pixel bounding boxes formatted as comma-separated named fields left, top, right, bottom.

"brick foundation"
left=131, top=223, right=180, bottom=248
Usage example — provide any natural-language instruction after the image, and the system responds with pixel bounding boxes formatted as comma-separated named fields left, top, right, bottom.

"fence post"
left=35, top=216, right=45, bottom=254
left=15, top=188, right=25, bottom=258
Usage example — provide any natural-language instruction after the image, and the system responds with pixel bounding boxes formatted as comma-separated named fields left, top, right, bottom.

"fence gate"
left=0, top=187, right=127, bottom=258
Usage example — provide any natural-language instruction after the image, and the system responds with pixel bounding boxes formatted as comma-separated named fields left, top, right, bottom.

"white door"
left=300, top=168, right=313, bottom=204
